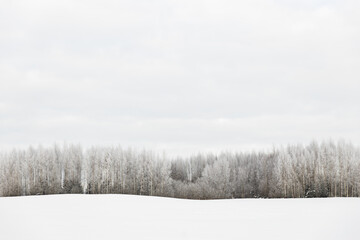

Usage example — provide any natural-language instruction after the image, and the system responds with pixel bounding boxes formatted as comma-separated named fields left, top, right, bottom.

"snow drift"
left=0, top=195, right=359, bottom=240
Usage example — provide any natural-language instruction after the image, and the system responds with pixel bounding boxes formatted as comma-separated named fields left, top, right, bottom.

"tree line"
left=0, top=140, right=359, bottom=199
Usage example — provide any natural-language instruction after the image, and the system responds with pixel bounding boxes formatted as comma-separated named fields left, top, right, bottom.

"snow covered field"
left=0, top=195, right=359, bottom=240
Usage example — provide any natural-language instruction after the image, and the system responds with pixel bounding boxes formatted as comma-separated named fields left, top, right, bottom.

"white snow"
left=0, top=195, right=359, bottom=240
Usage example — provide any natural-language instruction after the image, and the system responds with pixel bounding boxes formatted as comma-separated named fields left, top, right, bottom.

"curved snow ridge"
left=1, top=195, right=359, bottom=240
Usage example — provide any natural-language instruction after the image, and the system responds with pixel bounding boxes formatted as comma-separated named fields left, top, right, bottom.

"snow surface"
left=0, top=195, right=359, bottom=240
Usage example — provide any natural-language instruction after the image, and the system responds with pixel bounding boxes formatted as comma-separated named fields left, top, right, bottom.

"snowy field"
left=0, top=195, right=359, bottom=240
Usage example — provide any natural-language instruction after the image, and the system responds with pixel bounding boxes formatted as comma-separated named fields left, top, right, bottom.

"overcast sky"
left=1, top=0, right=359, bottom=156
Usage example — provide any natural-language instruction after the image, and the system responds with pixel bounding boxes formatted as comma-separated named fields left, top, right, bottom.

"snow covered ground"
left=0, top=195, right=359, bottom=240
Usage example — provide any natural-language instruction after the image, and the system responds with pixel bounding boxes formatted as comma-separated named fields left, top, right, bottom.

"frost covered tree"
left=0, top=141, right=359, bottom=199
left=200, top=157, right=232, bottom=199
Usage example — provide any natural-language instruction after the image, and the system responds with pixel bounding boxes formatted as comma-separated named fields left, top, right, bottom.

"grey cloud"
left=1, top=0, right=359, bottom=155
